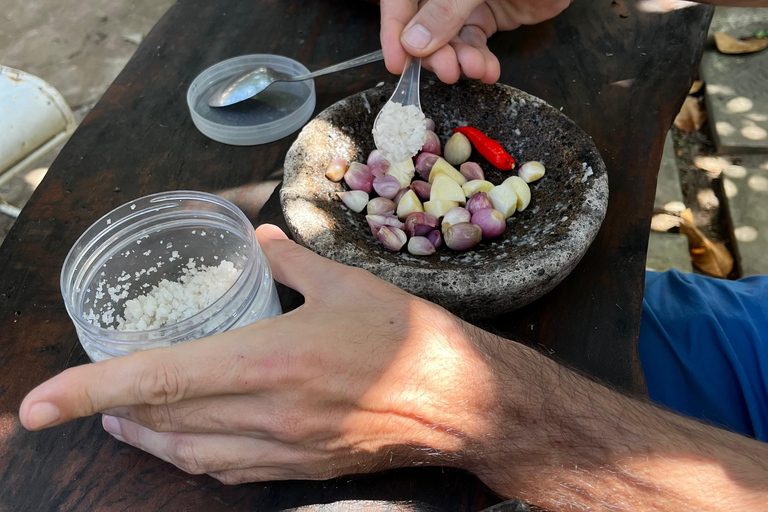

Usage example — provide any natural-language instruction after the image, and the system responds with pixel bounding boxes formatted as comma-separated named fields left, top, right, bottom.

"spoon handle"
left=388, top=55, right=422, bottom=110
left=290, top=50, right=384, bottom=82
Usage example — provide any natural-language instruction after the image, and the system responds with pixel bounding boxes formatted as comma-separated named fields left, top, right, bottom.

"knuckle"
left=270, top=413, right=307, bottom=443
left=427, top=0, right=458, bottom=23
left=136, top=363, right=186, bottom=405
left=138, top=404, right=176, bottom=432
left=170, top=435, right=206, bottom=474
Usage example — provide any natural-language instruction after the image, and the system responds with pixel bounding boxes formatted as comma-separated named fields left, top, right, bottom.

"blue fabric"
left=640, top=270, right=768, bottom=441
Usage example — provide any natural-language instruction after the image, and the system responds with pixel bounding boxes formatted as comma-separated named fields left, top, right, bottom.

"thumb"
left=255, top=224, right=339, bottom=297
left=401, top=0, right=484, bottom=56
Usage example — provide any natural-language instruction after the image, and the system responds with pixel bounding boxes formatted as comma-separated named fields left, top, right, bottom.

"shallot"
left=344, top=162, right=374, bottom=193
left=471, top=208, right=506, bottom=239
left=444, top=132, right=472, bottom=166
left=405, top=212, right=439, bottom=238
left=373, top=175, right=401, bottom=199
left=441, top=207, right=471, bottom=232
left=427, top=229, right=443, bottom=249
left=377, top=225, right=407, bottom=251
left=460, top=162, right=484, bottom=181
left=466, top=192, right=493, bottom=215
left=421, top=131, right=441, bottom=155
left=407, top=236, right=436, bottom=256
left=337, top=191, right=368, bottom=213
left=410, top=180, right=432, bottom=202
left=444, top=222, right=482, bottom=251
left=415, top=153, right=440, bottom=180
left=367, top=197, right=397, bottom=216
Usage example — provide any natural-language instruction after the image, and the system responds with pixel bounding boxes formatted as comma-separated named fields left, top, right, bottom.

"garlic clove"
left=407, top=236, right=436, bottom=256
left=425, top=118, right=436, bottom=132
left=415, top=153, right=441, bottom=181
left=421, top=130, right=442, bottom=155
left=487, top=182, right=518, bottom=218
left=372, top=175, right=402, bottom=199
left=367, top=197, right=397, bottom=216
left=504, top=176, right=531, bottom=211
left=441, top=207, right=472, bottom=233
left=410, top=180, right=432, bottom=202
left=430, top=175, right=466, bottom=204
left=325, top=157, right=347, bottom=182
left=459, top=161, right=484, bottom=181
left=471, top=208, right=506, bottom=238
left=444, top=222, right=483, bottom=251
left=337, top=190, right=369, bottom=213
left=344, top=162, right=374, bottom=193
left=428, top=158, right=468, bottom=186
left=444, top=132, right=472, bottom=166
left=466, top=192, right=494, bottom=215
left=396, top=189, right=424, bottom=219
left=518, top=161, right=545, bottom=183
left=462, top=180, right=495, bottom=198
left=386, top=159, right=416, bottom=188
left=423, top=200, right=459, bottom=219
left=377, top=225, right=407, bottom=251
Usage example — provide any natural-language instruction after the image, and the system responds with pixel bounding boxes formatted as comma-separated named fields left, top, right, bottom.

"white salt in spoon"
left=373, top=55, right=423, bottom=133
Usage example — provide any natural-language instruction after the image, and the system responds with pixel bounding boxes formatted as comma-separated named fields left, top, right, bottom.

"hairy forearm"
left=458, top=324, right=768, bottom=511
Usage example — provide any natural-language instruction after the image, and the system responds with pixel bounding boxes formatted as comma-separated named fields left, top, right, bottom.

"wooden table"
left=0, top=0, right=712, bottom=509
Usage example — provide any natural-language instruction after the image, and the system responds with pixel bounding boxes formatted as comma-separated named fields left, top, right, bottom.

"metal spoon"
left=208, top=50, right=384, bottom=108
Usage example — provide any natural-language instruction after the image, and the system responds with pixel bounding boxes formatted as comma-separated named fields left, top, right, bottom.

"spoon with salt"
left=372, top=55, right=425, bottom=162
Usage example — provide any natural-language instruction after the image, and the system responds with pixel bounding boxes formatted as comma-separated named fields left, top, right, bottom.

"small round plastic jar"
left=61, top=191, right=282, bottom=362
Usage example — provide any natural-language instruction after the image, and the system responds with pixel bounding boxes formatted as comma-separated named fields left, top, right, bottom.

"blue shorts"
left=640, top=270, right=768, bottom=441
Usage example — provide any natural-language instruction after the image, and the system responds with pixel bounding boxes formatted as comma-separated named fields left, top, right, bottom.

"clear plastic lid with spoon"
left=187, top=54, right=316, bottom=146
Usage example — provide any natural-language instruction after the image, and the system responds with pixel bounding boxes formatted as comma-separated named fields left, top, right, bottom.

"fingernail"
left=27, top=402, right=60, bottom=429
left=102, top=415, right=122, bottom=436
left=402, top=24, right=432, bottom=50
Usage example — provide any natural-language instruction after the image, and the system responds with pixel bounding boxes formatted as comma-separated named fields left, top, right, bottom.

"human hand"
left=380, top=0, right=572, bottom=84
left=19, top=224, right=500, bottom=484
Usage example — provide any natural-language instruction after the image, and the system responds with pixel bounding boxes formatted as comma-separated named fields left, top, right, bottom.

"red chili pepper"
left=453, top=126, right=516, bottom=171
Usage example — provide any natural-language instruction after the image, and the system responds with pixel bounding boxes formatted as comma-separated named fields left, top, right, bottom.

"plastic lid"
left=187, top=54, right=316, bottom=146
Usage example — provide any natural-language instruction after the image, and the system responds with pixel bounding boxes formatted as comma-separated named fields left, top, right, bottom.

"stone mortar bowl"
left=281, top=79, right=608, bottom=319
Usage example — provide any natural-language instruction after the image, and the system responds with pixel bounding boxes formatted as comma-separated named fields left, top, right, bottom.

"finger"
left=106, top=393, right=346, bottom=444
left=464, top=3, right=498, bottom=37
left=20, top=321, right=278, bottom=430
left=456, top=25, right=500, bottom=84
left=421, top=44, right=462, bottom=84
left=400, top=0, right=484, bottom=57
left=255, top=223, right=342, bottom=297
left=102, top=415, right=312, bottom=477
left=450, top=39, right=487, bottom=80
left=380, top=0, right=419, bottom=74
left=209, top=468, right=307, bottom=485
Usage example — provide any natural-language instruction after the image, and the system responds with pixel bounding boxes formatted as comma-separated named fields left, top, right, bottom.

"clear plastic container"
left=61, top=191, right=282, bottom=362
left=187, top=54, right=316, bottom=146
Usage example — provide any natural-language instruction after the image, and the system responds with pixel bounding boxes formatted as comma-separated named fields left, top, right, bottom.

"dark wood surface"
left=0, top=0, right=712, bottom=510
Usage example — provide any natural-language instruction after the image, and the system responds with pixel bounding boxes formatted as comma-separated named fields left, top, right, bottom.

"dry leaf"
left=651, top=213, right=681, bottom=232
left=714, top=32, right=768, bottom=54
left=689, top=80, right=704, bottom=94
left=674, top=96, right=708, bottom=132
left=678, top=209, right=734, bottom=278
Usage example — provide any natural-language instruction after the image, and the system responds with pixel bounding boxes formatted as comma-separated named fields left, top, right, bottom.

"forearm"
left=459, top=324, right=768, bottom=511
left=695, top=0, right=768, bottom=6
